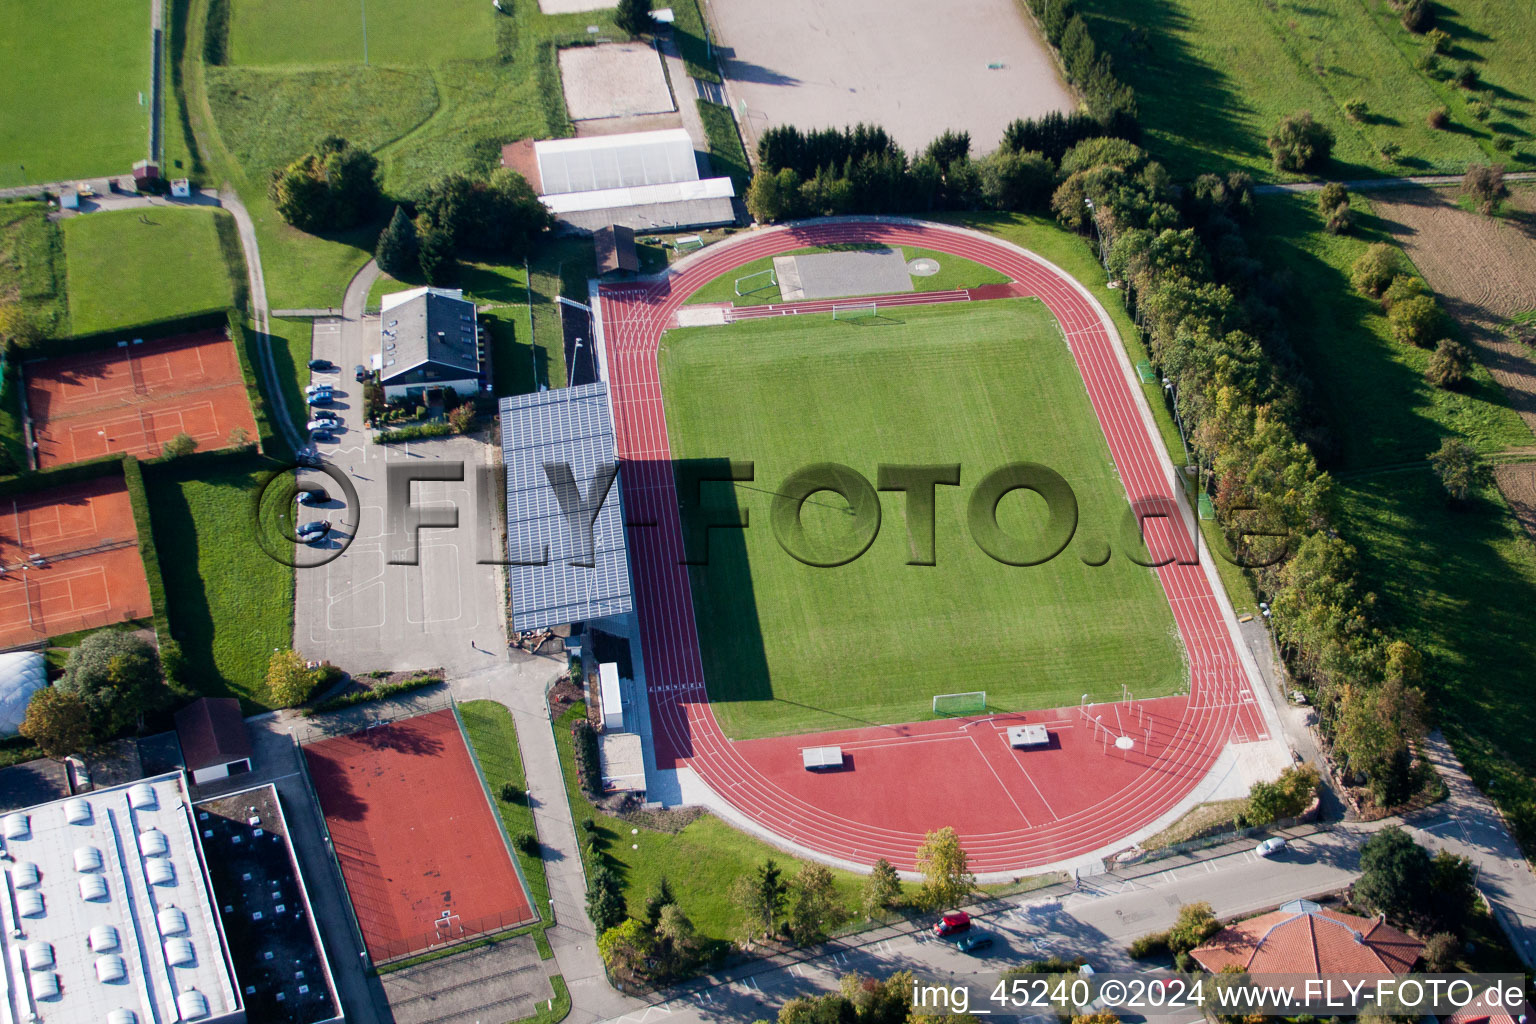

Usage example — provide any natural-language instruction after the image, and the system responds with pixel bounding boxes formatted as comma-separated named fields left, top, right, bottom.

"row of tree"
left=270, top=134, right=552, bottom=285
left=1022, top=0, right=1138, bottom=138
left=19, top=632, right=182, bottom=757
left=1046, top=138, right=1428, bottom=806
left=745, top=112, right=1137, bottom=224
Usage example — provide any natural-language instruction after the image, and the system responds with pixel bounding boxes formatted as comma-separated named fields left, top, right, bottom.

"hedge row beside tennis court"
left=121, top=454, right=183, bottom=683
left=0, top=449, right=124, bottom=498
left=224, top=310, right=284, bottom=456
left=9, top=308, right=230, bottom=360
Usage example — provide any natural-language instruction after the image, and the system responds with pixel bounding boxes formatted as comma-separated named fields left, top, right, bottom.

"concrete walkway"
left=451, top=659, right=649, bottom=1024
left=1407, top=731, right=1536, bottom=968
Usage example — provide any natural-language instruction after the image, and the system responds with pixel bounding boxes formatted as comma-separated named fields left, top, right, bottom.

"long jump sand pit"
left=711, top=0, right=1075, bottom=157
left=560, top=42, right=675, bottom=121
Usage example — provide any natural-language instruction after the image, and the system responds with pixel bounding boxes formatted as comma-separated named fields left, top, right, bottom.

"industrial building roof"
left=0, top=772, right=241, bottom=1024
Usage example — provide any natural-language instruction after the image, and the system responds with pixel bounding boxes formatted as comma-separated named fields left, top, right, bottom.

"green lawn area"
left=661, top=298, right=1186, bottom=739
left=228, top=0, right=495, bottom=65
left=262, top=316, right=313, bottom=440
left=62, top=207, right=239, bottom=334
left=0, top=0, right=152, bottom=185
left=696, top=99, right=750, bottom=193
left=683, top=246, right=1010, bottom=307
left=458, top=701, right=552, bottom=923
left=553, top=704, right=881, bottom=941
left=0, top=201, right=67, bottom=336
left=1078, top=0, right=1524, bottom=180
left=1255, top=192, right=1532, bottom=469
left=145, top=454, right=294, bottom=707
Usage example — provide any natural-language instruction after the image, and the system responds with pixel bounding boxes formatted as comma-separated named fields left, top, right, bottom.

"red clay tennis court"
left=301, top=709, right=536, bottom=962
left=0, top=475, right=153, bottom=648
left=24, top=329, right=259, bottom=468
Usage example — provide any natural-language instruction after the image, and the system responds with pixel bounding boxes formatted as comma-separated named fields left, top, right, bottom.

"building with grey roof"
left=377, top=287, right=485, bottom=402
left=0, top=772, right=243, bottom=1023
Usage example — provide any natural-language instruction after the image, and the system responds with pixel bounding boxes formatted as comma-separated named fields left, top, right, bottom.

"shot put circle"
left=250, top=459, right=362, bottom=568
left=907, top=257, right=941, bottom=277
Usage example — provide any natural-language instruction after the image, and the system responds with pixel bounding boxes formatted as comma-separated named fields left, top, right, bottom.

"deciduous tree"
left=1357, top=827, right=1432, bottom=926
left=1462, top=163, right=1509, bottom=215
left=1430, top=437, right=1485, bottom=501
left=915, top=826, right=974, bottom=911
left=265, top=648, right=316, bottom=708
left=788, top=863, right=848, bottom=944
left=1267, top=111, right=1334, bottom=171
left=57, top=631, right=165, bottom=734
left=19, top=687, right=94, bottom=757
left=861, top=858, right=902, bottom=917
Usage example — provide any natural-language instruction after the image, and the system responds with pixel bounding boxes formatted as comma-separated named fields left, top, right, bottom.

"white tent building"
left=533, top=129, right=736, bottom=234
left=0, top=651, right=46, bottom=736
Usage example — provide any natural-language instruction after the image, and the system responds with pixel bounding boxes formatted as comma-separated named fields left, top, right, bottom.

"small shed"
left=594, top=224, right=639, bottom=275
left=174, top=697, right=253, bottom=785
left=598, top=661, right=623, bottom=731
left=58, top=189, right=79, bottom=211
left=1007, top=724, right=1050, bottom=748
left=170, top=179, right=191, bottom=198
left=132, top=159, right=162, bottom=190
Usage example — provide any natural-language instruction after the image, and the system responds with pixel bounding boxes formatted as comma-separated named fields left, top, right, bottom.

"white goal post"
left=832, top=301, right=877, bottom=320
left=933, top=691, right=986, bottom=715
left=734, top=267, right=777, bottom=295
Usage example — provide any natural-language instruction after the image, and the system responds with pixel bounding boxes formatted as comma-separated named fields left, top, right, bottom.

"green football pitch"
left=0, top=0, right=152, bottom=185
left=659, top=298, right=1188, bottom=740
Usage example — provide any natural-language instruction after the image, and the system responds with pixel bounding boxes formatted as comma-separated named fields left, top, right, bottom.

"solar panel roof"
left=500, top=383, right=633, bottom=631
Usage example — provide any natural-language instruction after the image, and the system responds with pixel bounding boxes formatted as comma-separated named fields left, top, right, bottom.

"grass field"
left=684, top=246, right=1010, bottom=307
left=458, top=701, right=552, bottom=931
left=262, top=317, right=313, bottom=441
left=0, top=202, right=67, bottom=336
left=1079, top=0, right=1529, bottom=180
left=62, top=208, right=240, bottom=334
left=227, top=0, right=495, bottom=65
left=0, top=0, right=152, bottom=185
left=660, top=298, right=1186, bottom=739
left=1255, top=193, right=1532, bottom=469
left=145, top=454, right=294, bottom=707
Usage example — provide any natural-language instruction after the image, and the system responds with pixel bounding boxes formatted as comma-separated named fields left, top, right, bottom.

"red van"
left=933, top=911, right=971, bottom=936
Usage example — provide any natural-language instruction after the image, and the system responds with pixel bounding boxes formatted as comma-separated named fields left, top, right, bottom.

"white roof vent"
left=145, top=859, right=175, bottom=886
left=157, top=907, right=188, bottom=935
left=17, top=890, right=44, bottom=917
left=24, top=940, right=53, bottom=969
left=12, top=860, right=39, bottom=887
left=64, top=798, right=92, bottom=825
left=108, top=1011, right=138, bottom=1024
left=176, top=988, right=209, bottom=1019
left=164, top=937, right=195, bottom=967
left=96, top=954, right=128, bottom=983
left=4, top=813, right=29, bottom=840
left=127, top=784, right=157, bottom=809
left=90, top=924, right=120, bottom=952
left=32, top=971, right=60, bottom=1000
left=79, top=875, right=109, bottom=901
left=74, top=845, right=104, bottom=872
left=139, top=828, right=169, bottom=857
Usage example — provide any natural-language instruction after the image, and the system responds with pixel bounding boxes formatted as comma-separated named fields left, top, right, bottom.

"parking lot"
left=294, top=315, right=507, bottom=676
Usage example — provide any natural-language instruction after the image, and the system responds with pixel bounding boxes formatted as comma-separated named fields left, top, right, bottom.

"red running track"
left=596, top=219, right=1269, bottom=873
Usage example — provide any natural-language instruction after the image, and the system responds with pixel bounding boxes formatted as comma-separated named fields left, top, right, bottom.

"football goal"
left=832, top=302, right=877, bottom=321
left=735, top=267, right=777, bottom=296
left=933, top=691, right=987, bottom=716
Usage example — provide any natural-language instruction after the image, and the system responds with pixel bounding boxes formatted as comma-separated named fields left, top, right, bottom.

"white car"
left=1255, top=837, right=1287, bottom=857
left=306, top=418, right=339, bottom=432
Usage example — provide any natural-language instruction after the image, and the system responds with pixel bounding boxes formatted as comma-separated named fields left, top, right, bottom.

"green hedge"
left=304, top=673, right=444, bottom=716
left=224, top=310, right=284, bottom=456
left=0, top=358, right=29, bottom=476
left=14, top=309, right=229, bottom=360
left=696, top=100, right=750, bottom=193
left=374, top=421, right=453, bottom=444
left=121, top=455, right=182, bottom=684
left=0, top=451, right=124, bottom=499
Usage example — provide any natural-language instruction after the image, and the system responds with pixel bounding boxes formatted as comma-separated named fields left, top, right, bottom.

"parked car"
left=307, top=391, right=333, bottom=406
left=296, top=487, right=329, bottom=506
left=295, top=446, right=322, bottom=467
left=305, top=382, right=331, bottom=395
left=355, top=364, right=370, bottom=382
left=297, top=520, right=331, bottom=543
left=310, top=428, right=335, bottom=443
left=956, top=932, right=994, bottom=954
left=1255, top=837, right=1287, bottom=857
left=933, top=911, right=971, bottom=937
left=308, top=418, right=344, bottom=433
left=308, top=358, right=333, bottom=371
left=313, top=409, right=340, bottom=423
